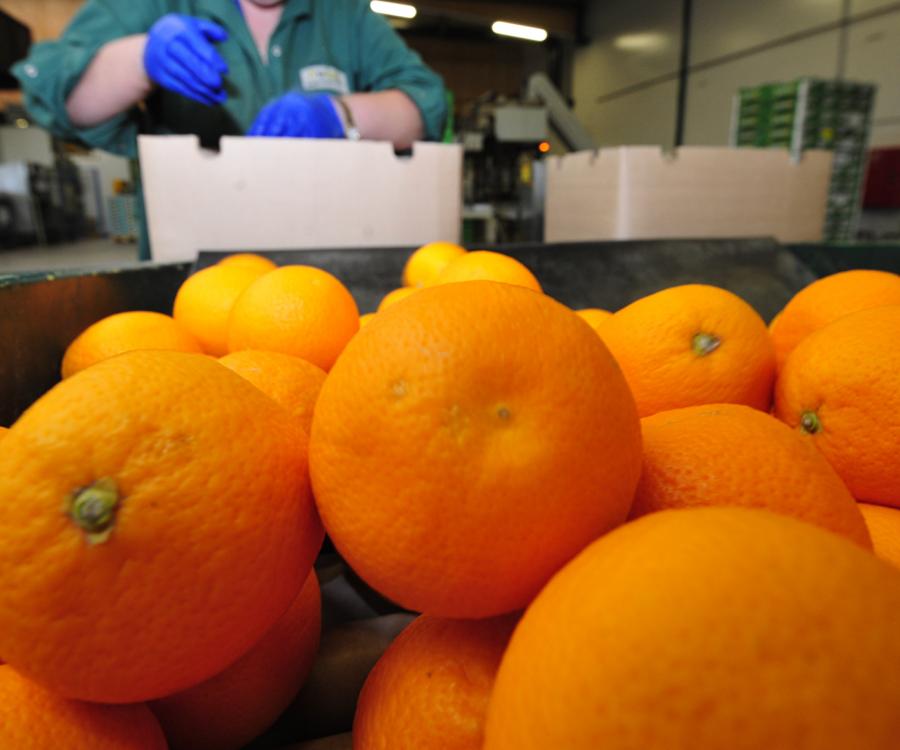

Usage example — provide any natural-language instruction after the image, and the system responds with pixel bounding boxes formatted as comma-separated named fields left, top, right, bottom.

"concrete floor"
left=0, top=238, right=140, bottom=274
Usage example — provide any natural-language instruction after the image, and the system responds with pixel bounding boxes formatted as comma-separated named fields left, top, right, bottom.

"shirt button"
left=271, top=45, right=283, bottom=58
left=24, top=63, right=38, bottom=78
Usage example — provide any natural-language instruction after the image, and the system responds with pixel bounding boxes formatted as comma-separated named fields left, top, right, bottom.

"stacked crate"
left=730, top=78, right=876, bottom=242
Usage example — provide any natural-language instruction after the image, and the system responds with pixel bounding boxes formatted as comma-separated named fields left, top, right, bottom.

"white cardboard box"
left=544, top=146, right=833, bottom=244
left=138, top=135, right=463, bottom=263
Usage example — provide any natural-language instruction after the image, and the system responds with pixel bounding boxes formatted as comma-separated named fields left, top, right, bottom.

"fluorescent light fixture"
left=613, top=33, right=667, bottom=51
left=371, top=1, right=417, bottom=19
left=492, top=20, right=548, bottom=43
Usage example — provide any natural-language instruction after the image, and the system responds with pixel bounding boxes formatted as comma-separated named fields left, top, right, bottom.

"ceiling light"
left=371, top=1, right=417, bottom=19
left=613, top=33, right=667, bottom=51
left=492, top=21, right=548, bottom=43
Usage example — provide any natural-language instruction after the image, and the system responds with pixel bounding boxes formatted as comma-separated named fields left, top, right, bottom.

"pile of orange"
left=1, top=247, right=899, bottom=749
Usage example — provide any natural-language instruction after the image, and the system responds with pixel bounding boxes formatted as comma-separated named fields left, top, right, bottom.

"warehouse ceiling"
left=391, top=0, right=584, bottom=41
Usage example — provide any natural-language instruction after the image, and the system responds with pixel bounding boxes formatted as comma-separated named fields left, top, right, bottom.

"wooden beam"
left=0, top=0, right=82, bottom=41
left=0, top=90, right=25, bottom=108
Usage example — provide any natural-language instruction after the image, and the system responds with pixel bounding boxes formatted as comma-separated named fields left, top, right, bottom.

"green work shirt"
left=13, top=0, right=447, bottom=157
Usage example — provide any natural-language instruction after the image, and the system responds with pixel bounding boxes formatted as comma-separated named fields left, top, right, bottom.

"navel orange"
left=575, top=308, right=613, bottom=334
left=216, top=253, right=277, bottom=274
left=770, top=270, right=900, bottom=369
left=435, top=251, right=542, bottom=292
left=0, top=351, right=323, bottom=703
left=61, top=311, right=201, bottom=379
left=354, top=613, right=517, bottom=750
left=485, top=507, right=900, bottom=750
left=173, top=264, right=269, bottom=356
left=311, top=281, right=641, bottom=618
left=774, top=305, right=900, bottom=507
left=219, top=350, right=327, bottom=434
left=227, top=266, right=359, bottom=370
left=0, top=665, right=167, bottom=749
left=859, top=503, right=900, bottom=568
left=402, top=241, right=467, bottom=288
left=152, top=571, right=321, bottom=750
left=631, top=403, right=870, bottom=547
left=598, top=284, right=775, bottom=417
left=377, top=287, right=418, bottom=312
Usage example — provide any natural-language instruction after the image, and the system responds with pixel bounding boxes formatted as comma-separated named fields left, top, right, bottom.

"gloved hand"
left=248, top=92, right=347, bottom=138
left=144, top=14, right=229, bottom=106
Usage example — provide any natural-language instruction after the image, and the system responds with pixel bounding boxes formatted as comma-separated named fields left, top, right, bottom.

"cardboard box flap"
left=545, top=149, right=622, bottom=240
left=545, top=146, right=833, bottom=244
left=139, top=135, right=463, bottom=262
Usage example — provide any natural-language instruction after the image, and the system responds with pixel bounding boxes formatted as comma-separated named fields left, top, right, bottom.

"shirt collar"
left=196, top=0, right=312, bottom=25
left=280, top=0, right=313, bottom=23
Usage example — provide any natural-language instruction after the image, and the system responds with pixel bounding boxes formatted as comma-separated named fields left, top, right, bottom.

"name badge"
left=300, top=65, right=350, bottom=95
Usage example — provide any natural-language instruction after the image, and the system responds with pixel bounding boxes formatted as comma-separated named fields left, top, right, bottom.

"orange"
left=310, top=281, right=641, bottom=618
left=859, top=503, right=900, bottom=568
left=359, top=313, right=376, bottom=327
left=0, top=426, right=7, bottom=440
left=216, top=253, right=277, bottom=274
left=403, top=241, right=467, bottom=288
left=61, top=311, right=201, bottom=379
left=354, top=613, right=517, bottom=750
left=770, top=270, right=900, bottom=370
left=227, top=265, right=359, bottom=371
left=0, top=665, right=167, bottom=749
left=173, top=264, right=270, bottom=356
left=435, top=251, right=542, bottom=293
left=485, top=507, right=900, bottom=750
left=219, top=350, right=327, bottom=435
left=378, top=287, right=418, bottom=312
left=152, top=571, right=321, bottom=750
left=598, top=284, right=775, bottom=418
left=0, top=351, right=323, bottom=703
left=774, top=305, right=900, bottom=507
left=630, top=404, right=870, bottom=547
left=575, top=308, right=613, bottom=333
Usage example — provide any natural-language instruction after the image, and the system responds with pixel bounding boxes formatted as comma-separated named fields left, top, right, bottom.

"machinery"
left=459, top=73, right=594, bottom=243
left=0, top=159, right=87, bottom=248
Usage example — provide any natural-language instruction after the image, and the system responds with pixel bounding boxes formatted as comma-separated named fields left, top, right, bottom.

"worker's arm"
left=65, top=35, right=152, bottom=128
left=353, top=5, right=447, bottom=142
left=247, top=2, right=443, bottom=147
left=67, top=16, right=229, bottom=128
left=342, top=91, right=424, bottom=148
left=11, top=0, right=161, bottom=157
left=246, top=89, right=422, bottom=149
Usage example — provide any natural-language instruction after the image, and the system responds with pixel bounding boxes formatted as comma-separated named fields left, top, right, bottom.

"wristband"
left=335, top=97, right=362, bottom=141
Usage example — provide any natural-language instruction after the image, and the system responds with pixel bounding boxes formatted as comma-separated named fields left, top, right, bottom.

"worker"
left=12, top=0, right=447, bottom=257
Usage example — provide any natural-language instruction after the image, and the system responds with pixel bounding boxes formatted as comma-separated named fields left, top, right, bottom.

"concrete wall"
left=0, top=125, right=54, bottom=166
left=574, top=0, right=900, bottom=149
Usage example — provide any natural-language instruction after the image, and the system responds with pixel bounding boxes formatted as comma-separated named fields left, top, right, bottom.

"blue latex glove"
left=144, top=14, right=229, bottom=106
left=248, top=92, right=346, bottom=138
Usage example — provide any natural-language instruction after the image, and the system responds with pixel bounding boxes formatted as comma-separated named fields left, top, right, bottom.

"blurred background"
left=2, top=0, right=900, bottom=271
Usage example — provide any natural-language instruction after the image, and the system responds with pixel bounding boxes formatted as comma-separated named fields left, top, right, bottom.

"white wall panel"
left=691, top=0, right=842, bottom=64
left=684, top=32, right=841, bottom=145
left=844, top=9, right=900, bottom=119
left=869, top=123, right=900, bottom=147
left=575, top=80, right=679, bottom=149
left=850, top=0, right=900, bottom=15
left=576, top=0, right=682, bottom=93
